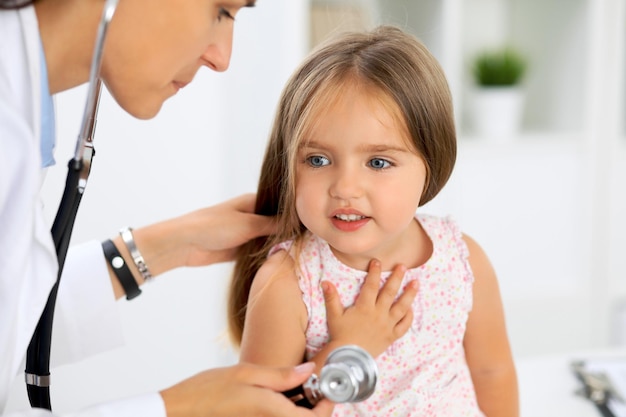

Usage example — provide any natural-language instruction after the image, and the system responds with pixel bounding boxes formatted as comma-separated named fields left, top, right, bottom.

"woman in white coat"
left=0, top=0, right=417, bottom=416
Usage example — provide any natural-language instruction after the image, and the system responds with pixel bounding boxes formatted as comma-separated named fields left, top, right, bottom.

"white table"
left=516, top=350, right=626, bottom=417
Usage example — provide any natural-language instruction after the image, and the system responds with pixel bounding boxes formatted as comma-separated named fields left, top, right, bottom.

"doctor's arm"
left=462, top=234, right=519, bottom=417
left=106, top=193, right=275, bottom=299
left=52, top=193, right=274, bottom=366
left=3, top=365, right=334, bottom=417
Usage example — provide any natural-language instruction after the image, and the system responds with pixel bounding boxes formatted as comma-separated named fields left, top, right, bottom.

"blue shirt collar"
left=39, top=39, right=56, bottom=168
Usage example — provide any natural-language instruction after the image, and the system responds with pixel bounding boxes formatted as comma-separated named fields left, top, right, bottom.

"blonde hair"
left=227, top=25, right=456, bottom=345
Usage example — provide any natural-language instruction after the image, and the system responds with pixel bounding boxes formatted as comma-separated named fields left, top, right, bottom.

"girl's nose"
left=329, top=167, right=364, bottom=200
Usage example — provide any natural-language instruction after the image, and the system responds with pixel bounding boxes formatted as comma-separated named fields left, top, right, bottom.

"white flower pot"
left=470, top=86, right=525, bottom=140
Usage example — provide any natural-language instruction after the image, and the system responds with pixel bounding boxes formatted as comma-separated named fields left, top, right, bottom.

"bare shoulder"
left=247, top=249, right=306, bottom=328
left=461, top=234, right=507, bottom=345
left=462, top=233, right=496, bottom=280
left=251, top=249, right=298, bottom=292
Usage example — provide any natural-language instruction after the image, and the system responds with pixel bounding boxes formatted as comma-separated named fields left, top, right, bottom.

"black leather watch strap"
left=102, top=239, right=142, bottom=300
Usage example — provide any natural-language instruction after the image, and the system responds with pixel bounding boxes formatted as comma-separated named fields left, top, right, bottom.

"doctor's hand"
left=322, top=259, right=419, bottom=358
left=129, top=193, right=276, bottom=274
left=159, top=362, right=334, bottom=417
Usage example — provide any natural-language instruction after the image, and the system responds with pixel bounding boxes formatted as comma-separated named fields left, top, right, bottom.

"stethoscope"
left=24, top=0, right=379, bottom=410
left=25, top=0, right=118, bottom=409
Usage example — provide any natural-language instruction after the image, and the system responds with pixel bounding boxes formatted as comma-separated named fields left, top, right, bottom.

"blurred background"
left=6, top=0, right=626, bottom=415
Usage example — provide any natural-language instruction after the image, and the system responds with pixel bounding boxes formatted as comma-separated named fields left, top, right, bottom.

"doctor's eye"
left=217, top=7, right=235, bottom=22
left=368, top=158, right=392, bottom=170
left=307, top=155, right=330, bottom=167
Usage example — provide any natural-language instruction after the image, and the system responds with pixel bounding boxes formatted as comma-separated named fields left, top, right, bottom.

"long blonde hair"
left=227, top=25, right=457, bottom=345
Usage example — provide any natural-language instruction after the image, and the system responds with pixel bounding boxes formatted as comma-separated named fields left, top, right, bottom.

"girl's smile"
left=330, top=209, right=371, bottom=232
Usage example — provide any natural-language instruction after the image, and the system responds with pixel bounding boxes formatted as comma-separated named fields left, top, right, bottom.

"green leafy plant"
left=472, top=47, right=527, bottom=86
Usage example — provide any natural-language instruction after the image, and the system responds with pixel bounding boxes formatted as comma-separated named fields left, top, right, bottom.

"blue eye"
left=368, top=158, right=391, bottom=170
left=307, top=155, right=330, bottom=167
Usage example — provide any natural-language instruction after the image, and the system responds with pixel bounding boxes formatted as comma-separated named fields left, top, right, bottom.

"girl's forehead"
left=307, top=83, right=409, bottom=134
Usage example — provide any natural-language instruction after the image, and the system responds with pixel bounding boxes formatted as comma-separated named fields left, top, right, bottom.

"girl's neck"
left=329, top=217, right=433, bottom=272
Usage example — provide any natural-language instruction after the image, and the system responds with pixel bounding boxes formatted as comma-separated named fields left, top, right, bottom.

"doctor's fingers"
left=199, top=385, right=317, bottom=417
left=213, top=194, right=277, bottom=242
left=244, top=212, right=278, bottom=240
left=214, top=362, right=322, bottom=417
left=228, top=361, right=315, bottom=391
left=179, top=195, right=276, bottom=261
left=160, top=363, right=317, bottom=417
left=226, top=191, right=257, bottom=212
left=226, top=363, right=334, bottom=417
left=236, top=197, right=278, bottom=239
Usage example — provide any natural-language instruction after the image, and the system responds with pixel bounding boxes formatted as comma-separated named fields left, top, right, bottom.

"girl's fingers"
left=389, top=279, right=419, bottom=321
left=355, top=259, right=382, bottom=306
left=393, top=309, right=414, bottom=338
left=375, top=264, right=407, bottom=308
left=322, top=280, right=343, bottom=320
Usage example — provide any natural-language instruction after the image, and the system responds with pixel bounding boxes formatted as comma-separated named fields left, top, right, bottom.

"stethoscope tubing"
left=24, top=0, right=118, bottom=410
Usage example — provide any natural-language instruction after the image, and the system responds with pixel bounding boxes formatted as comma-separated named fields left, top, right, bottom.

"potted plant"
left=470, top=46, right=528, bottom=139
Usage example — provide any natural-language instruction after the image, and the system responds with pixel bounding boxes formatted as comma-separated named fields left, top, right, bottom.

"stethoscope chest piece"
left=319, top=345, right=378, bottom=403
left=288, top=344, right=379, bottom=407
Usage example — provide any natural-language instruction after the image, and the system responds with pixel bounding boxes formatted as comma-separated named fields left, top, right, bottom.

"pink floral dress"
left=270, top=214, right=484, bottom=416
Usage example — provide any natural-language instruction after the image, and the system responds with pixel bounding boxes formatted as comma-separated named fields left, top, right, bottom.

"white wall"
left=6, top=0, right=309, bottom=413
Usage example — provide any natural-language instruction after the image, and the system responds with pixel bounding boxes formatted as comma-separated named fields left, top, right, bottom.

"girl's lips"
left=330, top=210, right=371, bottom=232
left=330, top=215, right=370, bottom=232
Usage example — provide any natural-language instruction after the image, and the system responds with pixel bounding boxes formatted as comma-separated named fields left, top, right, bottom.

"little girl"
left=228, top=26, right=518, bottom=416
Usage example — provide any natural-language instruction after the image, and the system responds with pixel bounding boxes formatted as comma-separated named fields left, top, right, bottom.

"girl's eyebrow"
left=300, top=141, right=409, bottom=153
left=361, top=144, right=411, bottom=153
left=299, top=140, right=325, bottom=150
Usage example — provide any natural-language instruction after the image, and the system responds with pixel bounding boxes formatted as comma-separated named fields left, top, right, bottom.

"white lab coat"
left=0, top=6, right=164, bottom=417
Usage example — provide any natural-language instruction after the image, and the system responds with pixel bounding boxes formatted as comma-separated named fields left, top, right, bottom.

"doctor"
left=0, top=0, right=418, bottom=416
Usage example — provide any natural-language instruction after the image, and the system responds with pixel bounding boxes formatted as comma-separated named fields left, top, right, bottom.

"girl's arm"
left=239, top=251, right=310, bottom=367
left=463, top=234, right=519, bottom=417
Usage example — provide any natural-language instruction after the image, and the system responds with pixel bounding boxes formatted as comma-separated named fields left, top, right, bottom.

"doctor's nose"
left=201, top=26, right=234, bottom=72
left=329, top=169, right=364, bottom=200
